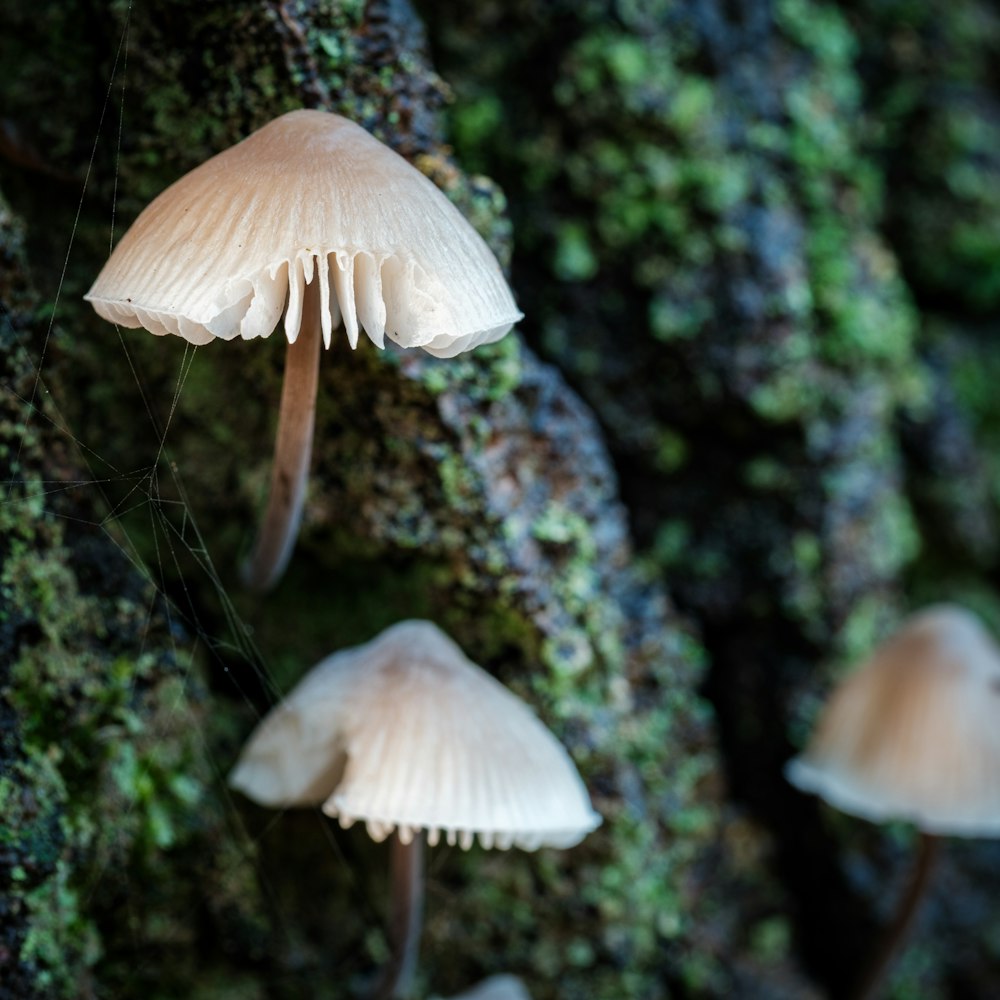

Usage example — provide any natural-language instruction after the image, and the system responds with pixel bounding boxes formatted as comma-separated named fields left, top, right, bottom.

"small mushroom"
left=229, top=620, right=600, bottom=1000
left=85, top=110, right=522, bottom=591
left=443, top=975, right=532, bottom=1000
left=786, top=604, right=1000, bottom=1000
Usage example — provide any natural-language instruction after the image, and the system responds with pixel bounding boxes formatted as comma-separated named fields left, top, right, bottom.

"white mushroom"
left=442, top=975, right=532, bottom=1000
left=786, top=604, right=1000, bottom=1000
left=230, top=620, right=599, bottom=999
left=786, top=604, right=1000, bottom=835
left=86, top=110, right=522, bottom=590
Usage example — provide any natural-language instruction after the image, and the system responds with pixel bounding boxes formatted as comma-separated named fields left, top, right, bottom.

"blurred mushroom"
left=786, top=604, right=1000, bottom=1000
left=443, top=975, right=532, bottom=1000
left=85, top=110, right=522, bottom=591
left=230, top=620, right=600, bottom=1000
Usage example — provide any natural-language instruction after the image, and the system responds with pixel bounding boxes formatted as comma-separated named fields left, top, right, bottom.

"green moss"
left=947, top=331, right=1000, bottom=506
left=451, top=96, right=504, bottom=173
left=410, top=337, right=523, bottom=403
left=424, top=0, right=989, bottom=990
left=0, top=0, right=823, bottom=995
left=855, top=0, right=1000, bottom=311
left=2, top=168, right=267, bottom=999
left=554, top=222, right=600, bottom=282
left=0, top=467, right=223, bottom=993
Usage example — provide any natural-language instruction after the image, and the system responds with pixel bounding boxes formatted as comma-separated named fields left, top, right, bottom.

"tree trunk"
left=2, top=0, right=999, bottom=998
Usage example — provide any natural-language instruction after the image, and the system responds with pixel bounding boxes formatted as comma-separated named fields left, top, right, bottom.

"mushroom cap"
left=786, top=604, right=1000, bottom=836
left=229, top=620, right=601, bottom=851
left=85, top=110, right=522, bottom=357
left=444, top=975, right=533, bottom=1000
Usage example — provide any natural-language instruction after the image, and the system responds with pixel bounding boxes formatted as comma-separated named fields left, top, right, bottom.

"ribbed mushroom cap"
left=229, top=620, right=601, bottom=851
left=85, top=110, right=522, bottom=357
left=786, top=604, right=1000, bottom=836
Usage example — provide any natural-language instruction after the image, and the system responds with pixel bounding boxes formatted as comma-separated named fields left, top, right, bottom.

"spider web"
left=0, top=5, right=386, bottom=990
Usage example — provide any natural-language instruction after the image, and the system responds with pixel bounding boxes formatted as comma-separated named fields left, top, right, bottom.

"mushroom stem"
left=850, top=832, right=940, bottom=1000
left=374, top=831, right=425, bottom=1000
left=242, top=279, right=322, bottom=592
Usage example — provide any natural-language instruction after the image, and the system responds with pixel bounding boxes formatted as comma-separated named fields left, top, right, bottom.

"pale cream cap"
left=444, top=975, right=532, bottom=1000
left=85, top=110, right=522, bottom=357
left=786, top=604, right=1000, bottom=836
left=229, top=620, right=601, bottom=850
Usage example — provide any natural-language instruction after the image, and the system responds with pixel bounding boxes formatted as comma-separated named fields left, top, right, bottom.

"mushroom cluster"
left=82, top=102, right=1000, bottom=1000
left=85, top=107, right=606, bottom=998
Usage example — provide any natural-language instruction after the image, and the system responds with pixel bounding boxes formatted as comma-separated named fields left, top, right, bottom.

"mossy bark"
left=427, top=0, right=1000, bottom=996
left=2, top=1, right=1000, bottom=999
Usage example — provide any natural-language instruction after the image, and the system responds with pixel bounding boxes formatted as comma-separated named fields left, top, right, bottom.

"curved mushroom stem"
left=374, top=831, right=425, bottom=1000
left=242, top=279, right=322, bottom=592
left=850, top=832, right=940, bottom=1000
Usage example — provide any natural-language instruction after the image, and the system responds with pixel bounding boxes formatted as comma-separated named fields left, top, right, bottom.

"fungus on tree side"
left=85, top=110, right=522, bottom=591
left=786, top=604, right=1000, bottom=1000
left=229, top=620, right=600, bottom=1000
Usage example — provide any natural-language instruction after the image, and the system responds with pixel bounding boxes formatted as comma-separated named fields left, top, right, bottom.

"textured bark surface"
left=424, top=0, right=1000, bottom=996
left=1, top=0, right=999, bottom=998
